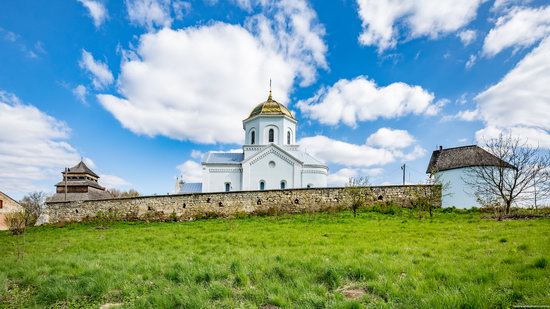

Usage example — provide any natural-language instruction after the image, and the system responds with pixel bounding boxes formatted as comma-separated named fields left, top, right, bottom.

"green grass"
left=0, top=209, right=549, bottom=308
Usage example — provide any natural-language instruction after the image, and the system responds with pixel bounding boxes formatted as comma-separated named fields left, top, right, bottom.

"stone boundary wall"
left=44, top=185, right=440, bottom=224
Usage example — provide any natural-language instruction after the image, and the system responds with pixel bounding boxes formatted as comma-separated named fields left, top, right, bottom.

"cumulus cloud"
left=300, top=133, right=426, bottom=169
left=99, top=174, right=131, bottom=189
left=366, top=128, right=415, bottom=149
left=99, top=1, right=326, bottom=144
left=72, top=84, right=88, bottom=104
left=296, top=76, right=435, bottom=127
left=482, top=5, right=550, bottom=57
left=176, top=160, right=202, bottom=182
left=458, top=29, right=477, bottom=46
left=79, top=49, right=114, bottom=89
left=78, top=0, right=108, bottom=27
left=327, top=167, right=383, bottom=187
left=0, top=91, right=80, bottom=194
left=125, top=0, right=191, bottom=29
left=475, top=36, right=550, bottom=147
left=356, top=0, right=483, bottom=52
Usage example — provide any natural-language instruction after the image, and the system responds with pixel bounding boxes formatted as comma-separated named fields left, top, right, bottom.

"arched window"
left=280, top=180, right=286, bottom=189
left=225, top=182, right=231, bottom=192
left=251, top=131, right=255, bottom=145
left=287, top=131, right=291, bottom=144
left=268, top=129, right=274, bottom=143
left=260, top=180, right=265, bottom=190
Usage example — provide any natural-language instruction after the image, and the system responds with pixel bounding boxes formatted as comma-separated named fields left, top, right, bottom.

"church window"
left=268, top=129, right=274, bottom=143
left=260, top=180, right=265, bottom=190
left=225, top=182, right=231, bottom=192
left=251, top=131, right=256, bottom=145
left=287, top=131, right=291, bottom=144
left=280, top=181, right=286, bottom=189
left=0, top=200, right=3, bottom=209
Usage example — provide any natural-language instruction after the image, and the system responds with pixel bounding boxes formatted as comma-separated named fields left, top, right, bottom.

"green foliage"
left=0, top=211, right=549, bottom=307
left=4, top=212, right=27, bottom=235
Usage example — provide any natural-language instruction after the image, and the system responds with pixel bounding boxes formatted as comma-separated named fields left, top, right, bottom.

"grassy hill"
left=1, top=209, right=549, bottom=308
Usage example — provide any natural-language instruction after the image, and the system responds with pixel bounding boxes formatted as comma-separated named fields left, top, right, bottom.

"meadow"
left=0, top=209, right=549, bottom=308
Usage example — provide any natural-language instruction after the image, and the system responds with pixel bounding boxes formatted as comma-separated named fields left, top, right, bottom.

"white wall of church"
left=202, top=166, right=242, bottom=192
left=243, top=152, right=297, bottom=190
left=302, top=170, right=328, bottom=188
left=243, top=116, right=296, bottom=147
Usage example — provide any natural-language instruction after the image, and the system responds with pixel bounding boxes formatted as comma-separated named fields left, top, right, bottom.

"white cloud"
left=99, top=1, right=326, bottom=144
left=458, top=29, right=477, bottom=46
left=456, top=109, right=479, bottom=121
left=300, top=134, right=426, bottom=168
left=99, top=174, right=131, bottom=189
left=83, top=157, right=96, bottom=169
left=475, top=36, right=550, bottom=147
left=465, top=54, right=477, bottom=69
left=492, top=0, right=532, bottom=12
left=79, top=49, right=114, bottom=89
left=296, top=76, right=435, bottom=127
left=366, top=127, right=415, bottom=149
left=72, top=84, right=88, bottom=104
left=176, top=160, right=202, bottom=182
left=125, top=0, right=191, bottom=29
left=327, top=167, right=385, bottom=187
left=356, top=0, right=483, bottom=52
left=78, top=0, right=108, bottom=27
left=475, top=126, right=550, bottom=148
left=482, top=5, right=550, bottom=57
left=190, top=150, right=204, bottom=159
left=0, top=91, right=80, bottom=194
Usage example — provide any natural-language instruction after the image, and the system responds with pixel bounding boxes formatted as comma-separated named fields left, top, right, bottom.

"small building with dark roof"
left=48, top=161, right=112, bottom=202
left=426, top=145, right=514, bottom=208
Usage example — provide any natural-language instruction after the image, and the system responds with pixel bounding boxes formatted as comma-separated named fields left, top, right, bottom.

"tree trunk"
left=505, top=200, right=512, bottom=215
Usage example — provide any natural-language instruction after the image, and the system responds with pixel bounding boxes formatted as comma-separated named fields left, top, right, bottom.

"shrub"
left=4, top=212, right=27, bottom=235
left=533, top=257, right=547, bottom=269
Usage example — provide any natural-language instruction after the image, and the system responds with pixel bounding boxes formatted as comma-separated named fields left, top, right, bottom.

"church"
left=176, top=90, right=328, bottom=193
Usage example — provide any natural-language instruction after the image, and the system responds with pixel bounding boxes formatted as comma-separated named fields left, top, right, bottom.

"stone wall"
left=44, top=185, right=440, bottom=224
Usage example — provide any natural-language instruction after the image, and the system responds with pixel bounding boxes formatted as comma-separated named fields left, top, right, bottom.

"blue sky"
left=1, top=0, right=549, bottom=199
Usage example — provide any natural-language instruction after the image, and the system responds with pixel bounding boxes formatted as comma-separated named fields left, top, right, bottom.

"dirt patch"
left=338, top=285, right=367, bottom=300
left=100, top=303, right=123, bottom=309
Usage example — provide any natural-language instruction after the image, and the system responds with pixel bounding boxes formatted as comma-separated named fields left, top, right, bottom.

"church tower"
left=242, top=89, right=297, bottom=159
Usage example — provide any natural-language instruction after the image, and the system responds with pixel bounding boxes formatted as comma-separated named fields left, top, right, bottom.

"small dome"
left=246, top=92, right=295, bottom=120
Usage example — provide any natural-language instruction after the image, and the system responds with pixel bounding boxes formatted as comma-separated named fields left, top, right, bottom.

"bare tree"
left=464, top=134, right=550, bottom=215
left=107, top=188, right=140, bottom=198
left=19, top=191, right=47, bottom=226
left=345, top=177, right=370, bottom=217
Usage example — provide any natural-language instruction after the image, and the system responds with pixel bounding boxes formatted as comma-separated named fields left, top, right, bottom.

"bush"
left=4, top=212, right=27, bottom=235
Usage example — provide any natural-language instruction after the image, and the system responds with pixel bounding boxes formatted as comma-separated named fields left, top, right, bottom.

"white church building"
left=176, top=91, right=328, bottom=193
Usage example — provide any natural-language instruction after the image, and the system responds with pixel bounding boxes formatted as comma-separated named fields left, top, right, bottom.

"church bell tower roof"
left=245, top=90, right=295, bottom=121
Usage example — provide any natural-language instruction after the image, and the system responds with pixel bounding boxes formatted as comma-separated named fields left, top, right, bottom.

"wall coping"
left=46, top=184, right=438, bottom=205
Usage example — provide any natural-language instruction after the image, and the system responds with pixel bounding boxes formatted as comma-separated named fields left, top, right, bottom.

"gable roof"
left=0, top=191, right=22, bottom=207
left=66, top=161, right=99, bottom=178
left=178, top=182, right=202, bottom=193
left=426, top=145, right=514, bottom=173
left=202, top=152, right=244, bottom=165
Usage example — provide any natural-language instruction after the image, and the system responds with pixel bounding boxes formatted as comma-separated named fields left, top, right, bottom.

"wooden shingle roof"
left=65, top=161, right=99, bottom=178
left=426, top=145, right=514, bottom=173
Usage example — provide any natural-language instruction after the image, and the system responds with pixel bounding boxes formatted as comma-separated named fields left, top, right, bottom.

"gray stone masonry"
left=44, top=185, right=441, bottom=224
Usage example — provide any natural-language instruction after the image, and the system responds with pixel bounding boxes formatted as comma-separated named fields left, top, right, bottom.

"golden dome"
left=246, top=91, right=295, bottom=120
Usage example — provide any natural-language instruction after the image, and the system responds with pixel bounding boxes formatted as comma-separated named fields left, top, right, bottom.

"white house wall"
left=437, top=168, right=480, bottom=208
